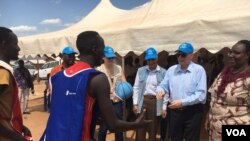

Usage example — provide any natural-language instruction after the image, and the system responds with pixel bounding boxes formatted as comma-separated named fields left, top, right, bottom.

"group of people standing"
left=129, top=40, right=250, bottom=141
left=0, top=26, right=249, bottom=141
left=128, top=43, right=206, bottom=141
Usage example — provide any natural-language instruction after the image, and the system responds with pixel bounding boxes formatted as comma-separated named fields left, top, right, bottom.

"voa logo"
left=226, top=129, right=246, bottom=136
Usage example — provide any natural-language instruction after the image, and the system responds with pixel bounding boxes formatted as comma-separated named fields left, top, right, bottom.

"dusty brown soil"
left=23, top=98, right=141, bottom=141
left=23, top=81, right=141, bottom=141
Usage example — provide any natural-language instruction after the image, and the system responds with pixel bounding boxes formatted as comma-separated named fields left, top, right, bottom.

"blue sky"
left=0, top=0, right=150, bottom=37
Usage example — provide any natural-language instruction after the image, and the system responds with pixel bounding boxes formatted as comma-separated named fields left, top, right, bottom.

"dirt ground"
left=23, top=98, right=142, bottom=141
left=23, top=81, right=142, bottom=141
left=22, top=81, right=208, bottom=141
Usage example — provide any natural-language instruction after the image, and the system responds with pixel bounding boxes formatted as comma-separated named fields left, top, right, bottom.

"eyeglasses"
left=176, top=52, right=188, bottom=58
left=147, top=58, right=156, bottom=61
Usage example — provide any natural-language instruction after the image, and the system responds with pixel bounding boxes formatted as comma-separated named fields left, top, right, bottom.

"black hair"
left=237, top=40, right=250, bottom=53
left=0, top=27, right=13, bottom=45
left=237, top=40, right=250, bottom=65
left=76, top=31, right=104, bottom=55
left=18, top=59, right=24, bottom=64
left=17, top=59, right=25, bottom=67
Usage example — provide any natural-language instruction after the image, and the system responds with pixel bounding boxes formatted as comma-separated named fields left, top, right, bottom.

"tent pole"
left=122, top=57, right=127, bottom=141
left=37, top=58, right=40, bottom=83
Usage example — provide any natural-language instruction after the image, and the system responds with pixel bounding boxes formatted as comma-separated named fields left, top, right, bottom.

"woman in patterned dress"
left=205, top=40, right=250, bottom=141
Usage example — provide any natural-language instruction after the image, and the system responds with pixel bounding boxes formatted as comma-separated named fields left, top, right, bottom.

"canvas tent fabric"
left=18, top=0, right=250, bottom=56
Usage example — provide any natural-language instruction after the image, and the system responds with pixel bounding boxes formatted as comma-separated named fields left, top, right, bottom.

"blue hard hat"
left=104, top=46, right=116, bottom=58
left=145, top=47, right=158, bottom=60
left=176, top=42, right=194, bottom=54
left=62, top=46, right=77, bottom=55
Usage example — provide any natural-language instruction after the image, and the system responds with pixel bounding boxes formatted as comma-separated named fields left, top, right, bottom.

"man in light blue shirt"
left=156, top=42, right=207, bottom=141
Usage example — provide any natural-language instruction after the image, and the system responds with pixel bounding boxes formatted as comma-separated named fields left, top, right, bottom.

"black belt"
left=173, top=104, right=203, bottom=111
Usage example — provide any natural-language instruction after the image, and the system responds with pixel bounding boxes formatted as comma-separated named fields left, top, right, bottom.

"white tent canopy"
left=19, top=0, right=250, bottom=56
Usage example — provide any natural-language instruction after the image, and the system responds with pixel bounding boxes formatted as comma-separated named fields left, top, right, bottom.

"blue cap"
left=145, top=47, right=158, bottom=60
left=104, top=46, right=116, bottom=58
left=176, top=42, right=194, bottom=54
left=62, top=46, right=77, bottom=55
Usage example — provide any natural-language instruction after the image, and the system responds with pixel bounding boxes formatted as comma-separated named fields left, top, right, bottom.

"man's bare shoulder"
left=91, top=73, right=108, bottom=84
left=88, top=73, right=109, bottom=98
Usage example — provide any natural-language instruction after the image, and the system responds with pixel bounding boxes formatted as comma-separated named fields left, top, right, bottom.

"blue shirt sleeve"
left=157, top=69, right=170, bottom=94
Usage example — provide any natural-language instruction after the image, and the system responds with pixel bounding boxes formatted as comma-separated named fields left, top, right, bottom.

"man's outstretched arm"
left=89, top=73, right=151, bottom=132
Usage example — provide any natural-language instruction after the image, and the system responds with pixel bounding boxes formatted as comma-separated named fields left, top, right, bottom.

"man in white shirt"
left=133, top=47, right=166, bottom=141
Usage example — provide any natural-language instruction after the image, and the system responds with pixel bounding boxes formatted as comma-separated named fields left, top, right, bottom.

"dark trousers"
left=161, top=108, right=170, bottom=141
left=98, top=101, right=123, bottom=141
left=169, top=104, right=203, bottom=141
left=43, top=92, right=50, bottom=112
left=136, top=96, right=160, bottom=141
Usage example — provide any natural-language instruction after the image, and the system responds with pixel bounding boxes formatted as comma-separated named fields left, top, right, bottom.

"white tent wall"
left=19, top=0, right=250, bottom=56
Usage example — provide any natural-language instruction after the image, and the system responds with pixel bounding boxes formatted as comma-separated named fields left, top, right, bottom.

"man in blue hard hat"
left=50, top=46, right=77, bottom=76
left=133, top=47, right=166, bottom=141
left=44, top=46, right=77, bottom=112
left=157, top=42, right=207, bottom=141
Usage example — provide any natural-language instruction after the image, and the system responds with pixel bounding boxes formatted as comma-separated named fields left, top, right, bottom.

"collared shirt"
left=133, top=65, right=160, bottom=105
left=157, top=62, right=207, bottom=110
